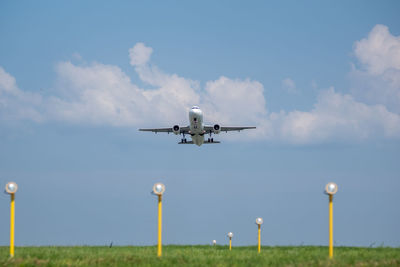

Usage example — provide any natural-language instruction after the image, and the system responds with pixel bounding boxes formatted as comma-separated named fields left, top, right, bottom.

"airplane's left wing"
left=204, top=126, right=256, bottom=133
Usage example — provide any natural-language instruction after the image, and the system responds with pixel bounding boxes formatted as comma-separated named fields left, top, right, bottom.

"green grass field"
left=1, top=245, right=399, bottom=266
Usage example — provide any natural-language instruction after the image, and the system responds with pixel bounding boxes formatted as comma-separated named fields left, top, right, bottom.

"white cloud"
left=129, top=42, right=153, bottom=66
left=0, top=66, right=18, bottom=94
left=0, top=67, right=43, bottom=122
left=266, top=88, right=400, bottom=144
left=202, top=76, right=267, bottom=125
left=282, top=78, right=297, bottom=93
left=46, top=62, right=149, bottom=126
left=351, top=24, right=400, bottom=113
left=46, top=59, right=201, bottom=126
left=1, top=26, right=400, bottom=144
left=1, top=43, right=263, bottom=128
left=354, top=24, right=400, bottom=75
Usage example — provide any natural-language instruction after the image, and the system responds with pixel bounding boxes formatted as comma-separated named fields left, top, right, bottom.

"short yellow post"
left=227, top=232, right=233, bottom=250
left=152, top=182, right=165, bottom=258
left=5, top=181, right=18, bottom=258
left=255, top=217, right=263, bottom=253
left=325, top=182, right=337, bottom=260
left=258, top=224, right=261, bottom=253
left=329, top=194, right=333, bottom=259
left=10, top=193, right=15, bottom=257
left=157, top=194, right=163, bottom=257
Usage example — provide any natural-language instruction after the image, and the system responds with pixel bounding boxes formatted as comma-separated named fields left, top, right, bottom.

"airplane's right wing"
left=139, top=126, right=190, bottom=134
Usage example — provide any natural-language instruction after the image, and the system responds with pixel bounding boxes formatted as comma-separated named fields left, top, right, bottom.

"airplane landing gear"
left=181, top=133, right=187, bottom=143
left=208, top=131, right=214, bottom=143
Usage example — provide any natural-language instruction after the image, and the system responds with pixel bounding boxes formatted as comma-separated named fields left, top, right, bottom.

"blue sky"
left=1, top=1, right=400, bottom=247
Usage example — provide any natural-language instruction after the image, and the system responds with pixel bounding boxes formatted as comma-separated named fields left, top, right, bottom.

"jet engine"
left=172, top=125, right=180, bottom=135
left=213, top=124, right=221, bottom=134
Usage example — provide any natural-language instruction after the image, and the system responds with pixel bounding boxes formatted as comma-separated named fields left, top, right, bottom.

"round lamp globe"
left=325, top=182, right=338, bottom=195
left=256, top=217, right=264, bottom=225
left=5, top=182, right=18, bottom=194
left=153, top=183, right=165, bottom=195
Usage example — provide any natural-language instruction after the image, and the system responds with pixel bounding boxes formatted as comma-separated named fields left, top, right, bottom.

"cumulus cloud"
left=1, top=27, right=400, bottom=144
left=47, top=62, right=150, bottom=126
left=1, top=43, right=264, bottom=128
left=0, top=67, right=43, bottom=122
left=202, top=76, right=266, bottom=125
left=350, top=24, right=400, bottom=113
left=129, top=42, right=153, bottom=66
left=267, top=88, right=400, bottom=144
left=354, top=25, right=400, bottom=75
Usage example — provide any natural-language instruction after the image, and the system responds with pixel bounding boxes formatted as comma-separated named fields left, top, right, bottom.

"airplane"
left=139, top=106, right=256, bottom=146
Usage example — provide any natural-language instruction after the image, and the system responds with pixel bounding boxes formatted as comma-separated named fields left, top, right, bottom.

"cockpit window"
left=192, top=106, right=199, bottom=109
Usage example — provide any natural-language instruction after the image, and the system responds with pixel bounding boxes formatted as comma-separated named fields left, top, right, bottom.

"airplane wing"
left=139, top=126, right=190, bottom=134
left=204, top=126, right=256, bottom=133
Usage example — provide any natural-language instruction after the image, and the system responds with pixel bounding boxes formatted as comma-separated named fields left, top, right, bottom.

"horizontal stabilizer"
left=178, top=141, right=194, bottom=144
left=178, top=140, right=220, bottom=144
left=204, top=140, right=220, bottom=144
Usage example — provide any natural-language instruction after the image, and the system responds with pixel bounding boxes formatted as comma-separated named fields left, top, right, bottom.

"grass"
left=1, top=245, right=400, bottom=266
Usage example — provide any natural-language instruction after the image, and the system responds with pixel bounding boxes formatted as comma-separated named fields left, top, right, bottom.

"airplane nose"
left=189, top=108, right=202, bottom=119
left=193, top=109, right=202, bottom=115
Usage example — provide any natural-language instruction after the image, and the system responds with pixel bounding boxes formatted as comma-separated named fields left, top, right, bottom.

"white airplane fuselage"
left=189, top=107, right=205, bottom=146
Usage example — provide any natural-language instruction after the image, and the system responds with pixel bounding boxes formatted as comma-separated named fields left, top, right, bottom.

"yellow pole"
left=10, top=193, right=15, bottom=257
left=329, top=194, right=333, bottom=259
left=157, top=195, right=162, bottom=257
left=258, top=224, right=261, bottom=253
left=229, top=237, right=232, bottom=251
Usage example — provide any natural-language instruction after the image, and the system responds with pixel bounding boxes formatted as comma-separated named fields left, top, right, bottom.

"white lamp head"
left=227, top=232, right=233, bottom=238
left=325, top=182, right=338, bottom=195
left=212, top=240, right=216, bottom=245
left=5, top=182, right=18, bottom=194
left=153, top=183, right=165, bottom=195
left=256, top=217, right=264, bottom=225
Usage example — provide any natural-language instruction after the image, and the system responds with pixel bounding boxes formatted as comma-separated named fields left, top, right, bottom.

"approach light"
left=256, top=217, right=263, bottom=253
left=325, top=182, right=338, bottom=259
left=212, top=240, right=216, bottom=246
left=153, top=183, right=165, bottom=196
left=153, top=182, right=165, bottom=257
left=325, top=182, right=338, bottom=195
left=227, top=232, right=233, bottom=250
left=5, top=181, right=18, bottom=258
left=5, top=182, right=18, bottom=194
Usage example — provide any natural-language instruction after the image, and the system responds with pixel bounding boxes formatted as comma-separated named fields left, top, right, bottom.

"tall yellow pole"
left=157, top=195, right=162, bottom=257
left=329, top=194, right=333, bottom=259
left=10, top=193, right=15, bottom=257
left=229, top=237, right=232, bottom=250
left=258, top=224, right=261, bottom=253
